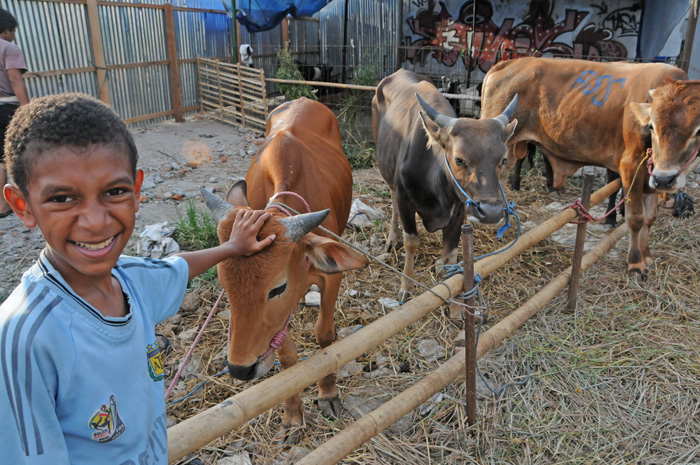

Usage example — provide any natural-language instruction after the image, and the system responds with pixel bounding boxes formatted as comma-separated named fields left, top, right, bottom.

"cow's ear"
left=304, top=234, right=369, bottom=273
left=630, top=102, right=651, bottom=126
left=503, top=119, right=518, bottom=142
left=226, top=180, right=250, bottom=207
left=419, top=111, right=445, bottom=149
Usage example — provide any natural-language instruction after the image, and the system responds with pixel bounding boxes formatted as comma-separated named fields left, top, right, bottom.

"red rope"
left=165, top=288, right=226, bottom=401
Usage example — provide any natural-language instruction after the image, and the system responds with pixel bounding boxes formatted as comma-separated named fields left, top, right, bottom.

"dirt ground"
left=0, top=115, right=262, bottom=298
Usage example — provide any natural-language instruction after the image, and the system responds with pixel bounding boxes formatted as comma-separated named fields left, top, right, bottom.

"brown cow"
left=202, top=97, right=368, bottom=443
left=481, top=57, right=690, bottom=276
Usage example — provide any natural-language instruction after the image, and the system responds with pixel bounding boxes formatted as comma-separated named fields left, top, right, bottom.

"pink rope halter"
left=254, top=191, right=313, bottom=364
left=647, top=144, right=700, bottom=179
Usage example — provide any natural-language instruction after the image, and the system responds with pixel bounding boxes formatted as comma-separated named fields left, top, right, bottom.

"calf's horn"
left=279, top=209, right=331, bottom=241
left=200, top=187, right=233, bottom=221
left=416, top=93, right=456, bottom=131
left=494, top=94, right=519, bottom=127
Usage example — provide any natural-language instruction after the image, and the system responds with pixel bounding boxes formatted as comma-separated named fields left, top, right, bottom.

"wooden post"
left=281, top=17, right=289, bottom=44
left=461, top=224, right=477, bottom=426
left=567, top=171, right=594, bottom=310
left=163, top=3, right=184, bottom=122
left=680, top=7, right=698, bottom=73
left=236, top=17, right=242, bottom=65
left=85, top=0, right=111, bottom=106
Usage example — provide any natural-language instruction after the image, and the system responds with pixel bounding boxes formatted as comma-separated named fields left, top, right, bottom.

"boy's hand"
left=228, top=209, right=276, bottom=256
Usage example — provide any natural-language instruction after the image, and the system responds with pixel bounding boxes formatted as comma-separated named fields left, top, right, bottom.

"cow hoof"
left=383, top=240, right=399, bottom=253
left=627, top=267, right=648, bottom=281
left=274, top=424, right=301, bottom=446
left=603, top=223, right=615, bottom=230
left=398, top=289, right=411, bottom=303
left=318, top=396, right=344, bottom=419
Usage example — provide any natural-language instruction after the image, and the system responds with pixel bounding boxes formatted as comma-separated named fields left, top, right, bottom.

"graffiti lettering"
left=571, top=70, right=626, bottom=106
left=402, top=0, right=636, bottom=72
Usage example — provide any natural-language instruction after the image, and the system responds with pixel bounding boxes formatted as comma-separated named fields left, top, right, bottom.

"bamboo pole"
left=265, top=77, right=376, bottom=91
left=297, top=224, right=629, bottom=465
left=167, top=179, right=622, bottom=462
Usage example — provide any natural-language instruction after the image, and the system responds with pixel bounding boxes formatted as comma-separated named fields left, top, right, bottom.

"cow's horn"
left=416, top=93, right=456, bottom=131
left=200, top=187, right=233, bottom=221
left=279, top=209, right=331, bottom=241
left=494, top=94, right=519, bottom=127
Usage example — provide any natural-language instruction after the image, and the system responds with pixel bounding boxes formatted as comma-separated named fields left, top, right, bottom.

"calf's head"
left=201, top=184, right=368, bottom=381
left=631, top=81, right=700, bottom=192
left=417, top=93, right=518, bottom=224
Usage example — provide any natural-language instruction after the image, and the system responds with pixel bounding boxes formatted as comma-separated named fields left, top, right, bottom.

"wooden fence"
left=197, top=57, right=268, bottom=133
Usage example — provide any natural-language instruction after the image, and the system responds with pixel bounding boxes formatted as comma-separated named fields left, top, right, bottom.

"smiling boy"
left=0, top=93, right=275, bottom=464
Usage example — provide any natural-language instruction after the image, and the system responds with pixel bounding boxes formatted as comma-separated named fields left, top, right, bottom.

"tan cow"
left=202, top=97, right=367, bottom=443
left=481, top=57, right=691, bottom=276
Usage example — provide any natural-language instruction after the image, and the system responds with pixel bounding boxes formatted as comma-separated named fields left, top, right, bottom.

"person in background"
left=0, top=7, right=28, bottom=218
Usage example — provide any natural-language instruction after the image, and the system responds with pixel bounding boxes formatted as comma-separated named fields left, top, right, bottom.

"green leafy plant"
left=275, top=42, right=318, bottom=101
left=343, top=131, right=376, bottom=169
left=173, top=199, right=220, bottom=251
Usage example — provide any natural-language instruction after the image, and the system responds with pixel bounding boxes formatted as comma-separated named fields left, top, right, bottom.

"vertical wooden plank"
left=163, top=3, right=184, bottom=122
left=236, top=18, right=242, bottom=65
left=85, top=0, right=111, bottom=106
left=215, top=59, right=224, bottom=121
left=235, top=62, right=247, bottom=127
left=567, top=172, right=594, bottom=310
left=196, top=55, right=203, bottom=114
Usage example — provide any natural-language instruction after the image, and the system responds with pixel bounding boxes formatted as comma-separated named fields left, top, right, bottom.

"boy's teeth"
left=76, top=237, right=114, bottom=250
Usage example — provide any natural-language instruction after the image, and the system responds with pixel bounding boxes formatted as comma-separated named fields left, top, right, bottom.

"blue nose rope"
left=442, top=152, right=521, bottom=248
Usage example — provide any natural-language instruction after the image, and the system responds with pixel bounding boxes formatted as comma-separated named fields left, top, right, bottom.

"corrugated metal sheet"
left=2, top=0, right=233, bottom=126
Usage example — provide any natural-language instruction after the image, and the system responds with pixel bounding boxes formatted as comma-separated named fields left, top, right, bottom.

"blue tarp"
left=234, top=0, right=335, bottom=33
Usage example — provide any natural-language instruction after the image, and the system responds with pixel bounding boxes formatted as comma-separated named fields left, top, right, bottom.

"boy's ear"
left=133, top=169, right=144, bottom=211
left=3, top=185, right=36, bottom=228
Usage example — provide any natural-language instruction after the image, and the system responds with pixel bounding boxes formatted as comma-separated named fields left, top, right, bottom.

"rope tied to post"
left=563, top=149, right=652, bottom=224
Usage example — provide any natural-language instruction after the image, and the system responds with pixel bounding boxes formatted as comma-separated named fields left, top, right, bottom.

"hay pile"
left=162, top=167, right=700, bottom=464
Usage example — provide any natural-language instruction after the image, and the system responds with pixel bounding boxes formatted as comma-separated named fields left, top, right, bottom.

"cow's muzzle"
left=228, top=352, right=275, bottom=381
left=649, top=170, right=685, bottom=191
left=468, top=200, right=504, bottom=224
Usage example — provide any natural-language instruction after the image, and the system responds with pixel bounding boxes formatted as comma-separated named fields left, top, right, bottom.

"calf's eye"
left=455, top=157, right=466, bottom=166
left=268, top=283, right=287, bottom=299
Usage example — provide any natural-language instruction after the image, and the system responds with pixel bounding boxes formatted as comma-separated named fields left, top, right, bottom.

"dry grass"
left=163, top=167, right=700, bottom=465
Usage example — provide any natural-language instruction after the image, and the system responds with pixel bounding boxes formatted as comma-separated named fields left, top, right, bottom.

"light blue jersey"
left=0, top=250, right=189, bottom=465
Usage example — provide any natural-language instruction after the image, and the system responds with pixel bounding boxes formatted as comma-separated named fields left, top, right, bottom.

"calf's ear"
left=226, top=180, right=250, bottom=207
left=630, top=102, right=651, bottom=126
left=503, top=119, right=518, bottom=142
left=304, top=234, right=369, bottom=273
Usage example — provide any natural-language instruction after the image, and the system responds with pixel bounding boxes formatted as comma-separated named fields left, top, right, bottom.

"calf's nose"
left=228, top=363, right=258, bottom=381
left=651, top=173, right=677, bottom=190
left=470, top=200, right=504, bottom=224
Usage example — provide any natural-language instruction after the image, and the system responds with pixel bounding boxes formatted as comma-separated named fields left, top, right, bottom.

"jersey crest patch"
left=147, top=340, right=164, bottom=381
left=88, top=394, right=126, bottom=443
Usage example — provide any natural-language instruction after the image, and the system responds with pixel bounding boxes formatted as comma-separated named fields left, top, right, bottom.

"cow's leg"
left=620, top=156, right=648, bottom=276
left=397, top=197, right=419, bottom=303
left=510, top=156, right=526, bottom=191
left=384, top=186, right=401, bottom=252
left=605, top=169, right=621, bottom=230
left=442, top=210, right=466, bottom=319
left=314, top=274, right=343, bottom=418
left=275, top=334, right=303, bottom=445
left=640, top=190, right=658, bottom=266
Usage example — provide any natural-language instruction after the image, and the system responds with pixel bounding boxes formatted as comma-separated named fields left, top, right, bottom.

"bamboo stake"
left=296, top=224, right=628, bottom=465
left=567, top=172, right=594, bottom=310
left=461, top=224, right=477, bottom=426
left=265, top=77, right=376, bottom=91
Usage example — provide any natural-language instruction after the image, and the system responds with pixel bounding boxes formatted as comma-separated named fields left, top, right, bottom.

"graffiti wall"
left=402, top=0, right=643, bottom=77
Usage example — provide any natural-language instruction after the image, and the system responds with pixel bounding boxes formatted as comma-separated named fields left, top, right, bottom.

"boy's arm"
left=7, top=68, right=29, bottom=105
left=177, top=209, right=276, bottom=280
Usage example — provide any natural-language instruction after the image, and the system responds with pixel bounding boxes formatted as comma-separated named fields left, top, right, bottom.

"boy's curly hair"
left=5, top=93, right=138, bottom=195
